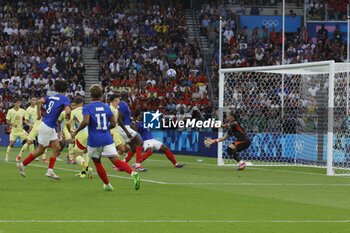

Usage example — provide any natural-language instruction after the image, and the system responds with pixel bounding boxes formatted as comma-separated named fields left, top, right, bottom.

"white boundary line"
left=0, top=220, right=349, bottom=223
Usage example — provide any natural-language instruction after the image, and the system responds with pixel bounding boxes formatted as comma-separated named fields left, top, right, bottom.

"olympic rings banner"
left=239, top=16, right=302, bottom=32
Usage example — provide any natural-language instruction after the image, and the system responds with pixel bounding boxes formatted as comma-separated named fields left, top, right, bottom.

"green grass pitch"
left=1, top=146, right=350, bottom=233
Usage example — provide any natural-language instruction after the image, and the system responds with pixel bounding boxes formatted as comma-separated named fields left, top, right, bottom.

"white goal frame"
left=217, top=60, right=346, bottom=176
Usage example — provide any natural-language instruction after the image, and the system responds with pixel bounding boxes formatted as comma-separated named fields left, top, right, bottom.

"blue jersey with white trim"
left=83, top=102, right=114, bottom=147
left=118, top=101, right=131, bottom=125
left=138, top=121, right=153, bottom=141
left=43, top=94, right=70, bottom=128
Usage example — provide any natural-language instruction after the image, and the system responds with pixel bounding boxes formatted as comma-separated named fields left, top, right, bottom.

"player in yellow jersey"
left=109, top=94, right=130, bottom=172
left=67, top=96, right=92, bottom=178
left=58, top=104, right=76, bottom=164
left=17, top=97, right=48, bottom=162
left=5, top=99, right=27, bottom=162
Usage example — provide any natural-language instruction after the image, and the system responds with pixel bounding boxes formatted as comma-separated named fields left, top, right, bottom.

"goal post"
left=218, top=61, right=350, bottom=176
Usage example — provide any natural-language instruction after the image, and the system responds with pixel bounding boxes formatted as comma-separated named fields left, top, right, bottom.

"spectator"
left=250, top=3, right=260, bottom=15
left=333, top=25, right=343, bottom=42
left=288, top=9, right=296, bottom=17
left=317, top=24, right=328, bottom=42
left=236, top=3, right=245, bottom=16
left=223, top=26, right=234, bottom=44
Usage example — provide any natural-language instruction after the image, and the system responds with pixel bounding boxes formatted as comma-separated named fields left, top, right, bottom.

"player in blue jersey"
left=18, top=80, right=71, bottom=179
left=72, top=84, right=140, bottom=191
left=117, top=91, right=147, bottom=171
left=131, top=111, right=185, bottom=168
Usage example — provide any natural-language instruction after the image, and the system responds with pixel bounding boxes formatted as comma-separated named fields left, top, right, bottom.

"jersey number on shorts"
left=46, top=101, right=54, bottom=114
left=95, top=113, right=107, bottom=130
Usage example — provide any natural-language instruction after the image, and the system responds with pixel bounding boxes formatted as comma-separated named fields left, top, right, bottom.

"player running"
left=58, top=107, right=76, bottom=164
left=17, top=97, right=48, bottom=162
left=72, top=84, right=140, bottom=191
left=17, top=80, right=71, bottom=179
left=5, top=98, right=27, bottom=162
left=132, top=111, right=185, bottom=168
left=204, top=111, right=250, bottom=171
left=117, top=91, right=146, bottom=171
left=110, top=94, right=130, bottom=157
left=67, top=96, right=92, bottom=178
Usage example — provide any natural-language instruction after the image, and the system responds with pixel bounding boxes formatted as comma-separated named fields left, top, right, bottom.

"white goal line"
left=0, top=220, right=349, bottom=223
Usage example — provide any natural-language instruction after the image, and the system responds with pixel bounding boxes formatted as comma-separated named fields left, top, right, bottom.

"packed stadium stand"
left=0, top=0, right=348, bottom=133
left=0, top=0, right=215, bottom=127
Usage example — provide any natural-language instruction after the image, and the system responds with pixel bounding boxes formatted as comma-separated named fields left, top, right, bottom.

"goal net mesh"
left=219, top=62, right=350, bottom=175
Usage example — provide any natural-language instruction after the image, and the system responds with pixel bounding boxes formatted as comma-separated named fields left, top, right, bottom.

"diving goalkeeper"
left=204, top=111, right=251, bottom=171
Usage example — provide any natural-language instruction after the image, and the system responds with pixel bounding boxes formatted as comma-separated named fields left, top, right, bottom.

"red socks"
left=48, top=158, right=56, bottom=169
left=165, top=148, right=177, bottom=165
left=22, top=154, right=36, bottom=166
left=135, top=146, right=143, bottom=163
left=114, top=160, right=133, bottom=175
left=140, top=151, right=153, bottom=163
left=93, top=161, right=109, bottom=185
left=124, top=151, right=134, bottom=162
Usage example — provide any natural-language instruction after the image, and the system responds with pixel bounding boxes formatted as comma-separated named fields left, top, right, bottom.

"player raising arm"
left=17, top=80, right=71, bottom=179
left=72, top=84, right=140, bottom=191
left=204, top=111, right=251, bottom=171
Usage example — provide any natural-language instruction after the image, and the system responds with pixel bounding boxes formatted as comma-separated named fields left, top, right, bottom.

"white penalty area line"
left=28, top=163, right=168, bottom=185
left=1, top=161, right=166, bottom=185
left=0, top=220, right=350, bottom=223
left=168, top=182, right=350, bottom=186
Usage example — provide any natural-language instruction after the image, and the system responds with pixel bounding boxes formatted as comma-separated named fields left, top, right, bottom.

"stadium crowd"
left=0, top=0, right=348, bottom=134
left=0, top=0, right=88, bottom=124
left=199, top=2, right=348, bottom=133
left=306, top=0, right=349, bottom=20
left=93, top=1, right=215, bottom=125
left=0, top=0, right=215, bottom=128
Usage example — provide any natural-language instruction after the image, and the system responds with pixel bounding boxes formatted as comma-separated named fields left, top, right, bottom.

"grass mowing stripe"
left=0, top=220, right=350, bottom=223
left=4, top=161, right=350, bottom=186
left=147, top=158, right=334, bottom=177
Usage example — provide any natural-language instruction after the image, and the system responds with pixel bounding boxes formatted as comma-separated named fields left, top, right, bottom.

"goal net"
left=218, top=61, right=350, bottom=176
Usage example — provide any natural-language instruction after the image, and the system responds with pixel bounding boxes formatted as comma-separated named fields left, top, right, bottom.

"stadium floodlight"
left=218, top=61, right=350, bottom=176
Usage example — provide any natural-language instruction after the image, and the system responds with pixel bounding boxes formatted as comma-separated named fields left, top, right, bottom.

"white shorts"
left=143, top=139, right=163, bottom=151
left=87, top=144, right=118, bottom=159
left=38, top=122, right=58, bottom=147
left=117, top=125, right=138, bottom=144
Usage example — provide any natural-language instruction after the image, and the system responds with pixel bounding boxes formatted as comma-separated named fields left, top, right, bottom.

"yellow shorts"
left=111, top=129, right=124, bottom=147
left=10, top=128, right=28, bottom=141
left=62, top=127, right=71, bottom=140
left=28, top=125, right=40, bottom=140
left=74, top=131, right=88, bottom=153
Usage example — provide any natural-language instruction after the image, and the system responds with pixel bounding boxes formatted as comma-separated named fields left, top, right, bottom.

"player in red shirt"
left=205, top=111, right=251, bottom=171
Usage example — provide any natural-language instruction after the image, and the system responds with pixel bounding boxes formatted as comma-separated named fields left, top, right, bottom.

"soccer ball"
left=166, top=68, right=176, bottom=77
